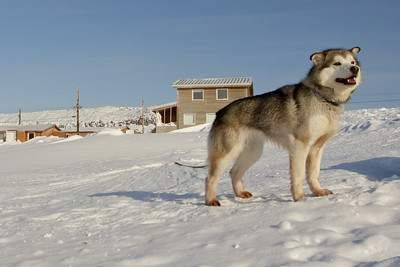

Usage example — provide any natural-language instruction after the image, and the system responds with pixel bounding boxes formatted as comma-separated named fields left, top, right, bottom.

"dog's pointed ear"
left=310, top=52, right=325, bottom=66
left=349, top=47, right=361, bottom=54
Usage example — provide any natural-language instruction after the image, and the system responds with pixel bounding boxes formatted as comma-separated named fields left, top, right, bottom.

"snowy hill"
left=0, top=107, right=399, bottom=266
left=0, top=106, right=157, bottom=129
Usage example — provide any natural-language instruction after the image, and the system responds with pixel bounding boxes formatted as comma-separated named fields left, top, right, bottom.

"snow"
left=171, top=123, right=211, bottom=133
left=97, top=128, right=125, bottom=136
left=0, top=107, right=399, bottom=266
left=0, top=106, right=157, bottom=130
left=54, top=135, right=84, bottom=144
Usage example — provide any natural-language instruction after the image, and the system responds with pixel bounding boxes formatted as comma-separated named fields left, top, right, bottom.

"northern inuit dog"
left=206, top=47, right=362, bottom=206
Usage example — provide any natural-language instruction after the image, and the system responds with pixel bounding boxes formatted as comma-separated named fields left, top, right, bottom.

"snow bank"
left=171, top=123, right=211, bottom=133
left=53, top=135, right=84, bottom=144
left=97, top=128, right=125, bottom=136
left=341, top=107, right=400, bottom=133
left=25, top=136, right=62, bottom=144
left=170, top=107, right=400, bottom=134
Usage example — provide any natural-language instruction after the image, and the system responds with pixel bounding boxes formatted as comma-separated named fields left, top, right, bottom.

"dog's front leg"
left=306, top=135, right=333, bottom=197
left=289, top=140, right=310, bottom=201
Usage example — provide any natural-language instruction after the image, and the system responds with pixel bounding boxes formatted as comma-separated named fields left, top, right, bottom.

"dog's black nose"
left=350, top=66, right=359, bottom=75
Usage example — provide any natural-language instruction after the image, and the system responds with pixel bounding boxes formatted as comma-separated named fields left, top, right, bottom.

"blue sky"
left=0, top=0, right=399, bottom=112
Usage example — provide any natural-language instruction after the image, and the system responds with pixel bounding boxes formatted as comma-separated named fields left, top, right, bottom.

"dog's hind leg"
left=306, top=135, right=333, bottom=197
left=205, top=127, right=245, bottom=206
left=230, top=133, right=264, bottom=199
left=206, top=153, right=228, bottom=206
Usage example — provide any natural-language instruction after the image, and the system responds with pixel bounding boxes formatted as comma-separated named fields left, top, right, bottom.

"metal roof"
left=149, top=101, right=177, bottom=111
left=0, top=124, right=59, bottom=132
left=173, top=77, right=252, bottom=88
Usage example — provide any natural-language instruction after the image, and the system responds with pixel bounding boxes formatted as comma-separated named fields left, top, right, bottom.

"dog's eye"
left=351, top=61, right=355, bottom=64
left=333, top=62, right=341, bottom=66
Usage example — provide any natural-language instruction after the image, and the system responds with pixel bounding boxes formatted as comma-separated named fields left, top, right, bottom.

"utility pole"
left=141, top=97, right=145, bottom=134
left=18, top=108, right=22, bottom=125
left=75, top=89, right=81, bottom=135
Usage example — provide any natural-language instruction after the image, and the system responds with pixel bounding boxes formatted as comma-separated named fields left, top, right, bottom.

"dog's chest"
left=308, top=115, right=335, bottom=141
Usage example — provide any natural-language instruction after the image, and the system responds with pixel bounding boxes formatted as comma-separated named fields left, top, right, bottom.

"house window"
left=216, top=89, right=228, bottom=100
left=183, top=113, right=196, bottom=126
left=206, top=113, right=216, bottom=124
left=28, top=132, right=35, bottom=140
left=192, top=89, right=204, bottom=101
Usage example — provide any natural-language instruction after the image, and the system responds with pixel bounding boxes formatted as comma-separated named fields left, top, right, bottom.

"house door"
left=183, top=113, right=196, bottom=126
left=6, top=131, right=16, bottom=142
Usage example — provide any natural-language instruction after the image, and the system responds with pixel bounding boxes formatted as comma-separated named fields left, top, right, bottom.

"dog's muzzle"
left=336, top=66, right=359, bottom=85
left=335, top=76, right=357, bottom=85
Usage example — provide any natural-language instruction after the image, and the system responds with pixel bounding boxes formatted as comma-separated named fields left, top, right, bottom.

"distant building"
left=151, top=102, right=178, bottom=133
left=151, top=77, right=253, bottom=132
left=0, top=124, right=62, bottom=142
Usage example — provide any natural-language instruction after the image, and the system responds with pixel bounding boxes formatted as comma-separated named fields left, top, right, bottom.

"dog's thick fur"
left=205, top=47, right=362, bottom=206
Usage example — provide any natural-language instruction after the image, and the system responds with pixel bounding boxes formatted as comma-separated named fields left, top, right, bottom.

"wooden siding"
left=15, top=127, right=63, bottom=142
left=16, top=131, right=26, bottom=142
left=176, top=87, right=251, bottom=128
left=41, top=128, right=62, bottom=138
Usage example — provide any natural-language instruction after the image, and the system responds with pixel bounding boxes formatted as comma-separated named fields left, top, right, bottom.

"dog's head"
left=307, top=47, right=362, bottom=97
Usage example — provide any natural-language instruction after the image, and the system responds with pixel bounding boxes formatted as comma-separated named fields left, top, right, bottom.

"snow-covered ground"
left=0, top=107, right=399, bottom=267
left=0, top=106, right=156, bottom=130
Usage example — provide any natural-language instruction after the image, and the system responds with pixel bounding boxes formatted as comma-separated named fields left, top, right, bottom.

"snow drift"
left=0, top=107, right=399, bottom=267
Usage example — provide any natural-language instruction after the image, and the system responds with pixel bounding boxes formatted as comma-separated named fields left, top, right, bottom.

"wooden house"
left=173, top=77, right=253, bottom=128
left=0, top=124, right=62, bottom=142
left=152, top=77, right=253, bottom=132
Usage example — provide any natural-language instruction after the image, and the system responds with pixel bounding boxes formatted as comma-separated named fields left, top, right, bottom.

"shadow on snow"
left=89, top=191, right=201, bottom=203
left=89, top=191, right=292, bottom=204
left=328, top=157, right=400, bottom=181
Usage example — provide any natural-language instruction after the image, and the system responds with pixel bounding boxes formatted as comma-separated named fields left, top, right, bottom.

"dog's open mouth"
left=336, top=76, right=357, bottom=85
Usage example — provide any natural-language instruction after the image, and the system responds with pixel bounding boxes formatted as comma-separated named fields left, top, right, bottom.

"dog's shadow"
left=326, top=156, right=400, bottom=181
left=89, top=191, right=292, bottom=205
left=89, top=191, right=203, bottom=205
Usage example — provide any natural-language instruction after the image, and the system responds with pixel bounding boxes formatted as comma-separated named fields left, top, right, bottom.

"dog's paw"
left=237, top=191, right=253, bottom=199
left=206, top=199, right=221, bottom=206
left=313, top=188, right=333, bottom=197
left=292, top=192, right=305, bottom=202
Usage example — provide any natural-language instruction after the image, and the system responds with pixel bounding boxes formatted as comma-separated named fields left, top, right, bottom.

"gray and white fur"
left=205, top=47, right=362, bottom=206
